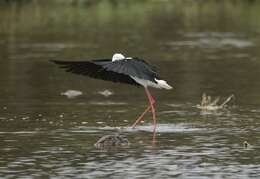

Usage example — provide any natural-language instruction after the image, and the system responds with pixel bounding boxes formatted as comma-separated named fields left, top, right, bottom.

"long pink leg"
left=131, top=88, right=155, bottom=128
left=131, top=105, right=151, bottom=128
left=145, top=88, right=157, bottom=142
left=131, top=88, right=157, bottom=142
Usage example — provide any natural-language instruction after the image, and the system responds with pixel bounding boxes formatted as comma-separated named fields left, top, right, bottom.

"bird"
left=51, top=53, right=172, bottom=142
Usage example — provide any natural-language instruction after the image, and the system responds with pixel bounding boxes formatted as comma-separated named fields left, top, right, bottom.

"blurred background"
left=0, top=0, right=260, bottom=178
left=1, top=0, right=260, bottom=105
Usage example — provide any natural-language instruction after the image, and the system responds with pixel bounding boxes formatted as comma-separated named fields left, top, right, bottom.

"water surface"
left=1, top=0, right=260, bottom=178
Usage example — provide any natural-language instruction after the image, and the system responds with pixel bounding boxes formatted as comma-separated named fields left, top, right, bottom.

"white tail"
left=155, top=79, right=173, bottom=90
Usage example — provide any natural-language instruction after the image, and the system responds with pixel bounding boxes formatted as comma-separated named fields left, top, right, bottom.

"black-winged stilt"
left=51, top=53, right=172, bottom=141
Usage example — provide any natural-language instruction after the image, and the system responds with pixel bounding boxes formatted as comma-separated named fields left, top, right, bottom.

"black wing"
left=51, top=59, right=140, bottom=86
left=103, top=58, right=159, bottom=82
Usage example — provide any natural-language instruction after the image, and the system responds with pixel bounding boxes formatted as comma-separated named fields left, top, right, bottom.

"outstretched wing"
left=51, top=59, right=140, bottom=86
left=103, top=58, right=159, bottom=82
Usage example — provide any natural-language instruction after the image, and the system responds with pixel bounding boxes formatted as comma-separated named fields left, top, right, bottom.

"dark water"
left=1, top=0, right=260, bottom=178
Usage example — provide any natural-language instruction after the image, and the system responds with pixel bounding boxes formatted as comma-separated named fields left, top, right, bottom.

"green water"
left=0, top=0, right=260, bottom=178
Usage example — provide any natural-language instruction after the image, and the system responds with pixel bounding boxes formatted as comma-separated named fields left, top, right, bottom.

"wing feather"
left=51, top=59, right=140, bottom=86
left=103, top=58, right=158, bottom=82
left=51, top=57, right=159, bottom=86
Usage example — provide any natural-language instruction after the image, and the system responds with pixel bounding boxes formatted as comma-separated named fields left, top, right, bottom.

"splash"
left=97, top=89, right=114, bottom=97
left=61, top=90, right=83, bottom=98
left=196, top=93, right=234, bottom=110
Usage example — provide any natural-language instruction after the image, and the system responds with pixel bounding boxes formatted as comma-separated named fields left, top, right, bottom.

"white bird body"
left=131, top=76, right=172, bottom=90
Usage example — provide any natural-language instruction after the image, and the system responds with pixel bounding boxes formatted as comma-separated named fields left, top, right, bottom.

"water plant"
left=196, top=93, right=234, bottom=110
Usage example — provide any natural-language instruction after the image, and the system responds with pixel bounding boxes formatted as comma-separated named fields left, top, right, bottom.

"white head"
left=112, top=53, right=125, bottom=62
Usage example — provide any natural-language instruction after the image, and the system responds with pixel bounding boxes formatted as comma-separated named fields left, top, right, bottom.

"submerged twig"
left=197, top=93, right=234, bottom=110
left=210, top=97, right=220, bottom=106
left=94, top=134, right=130, bottom=149
left=220, top=94, right=234, bottom=107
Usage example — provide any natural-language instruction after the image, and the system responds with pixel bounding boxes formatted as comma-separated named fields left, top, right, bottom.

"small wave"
left=89, top=101, right=128, bottom=106
left=125, top=123, right=202, bottom=133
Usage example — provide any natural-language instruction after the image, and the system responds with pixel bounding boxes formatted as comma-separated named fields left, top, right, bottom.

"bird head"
left=112, top=53, right=125, bottom=62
